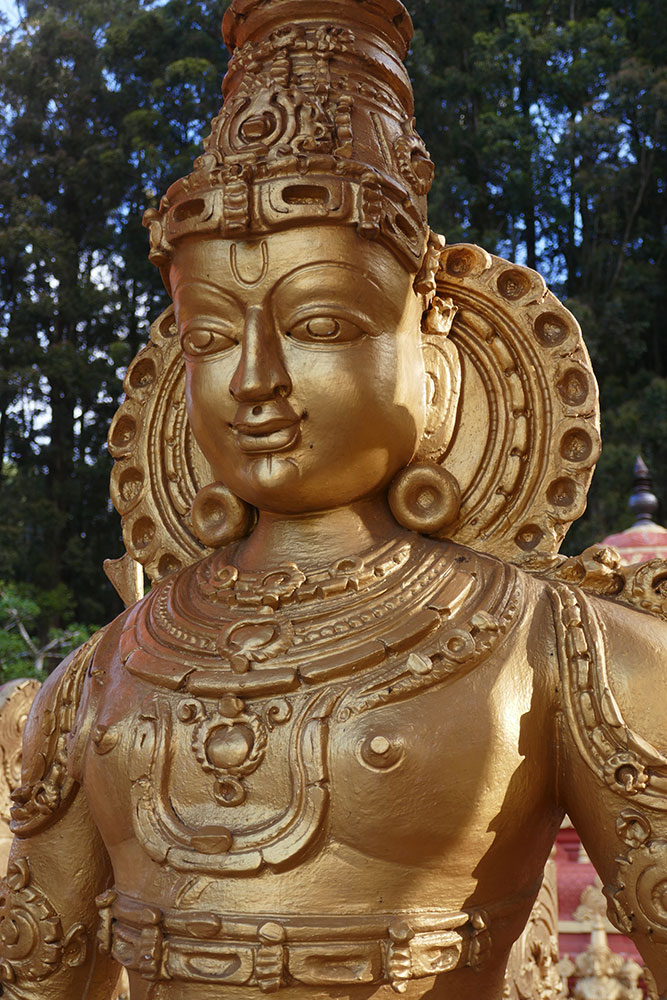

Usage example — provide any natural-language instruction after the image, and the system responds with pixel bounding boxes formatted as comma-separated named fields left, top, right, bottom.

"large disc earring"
left=388, top=462, right=461, bottom=536
left=190, top=483, right=255, bottom=548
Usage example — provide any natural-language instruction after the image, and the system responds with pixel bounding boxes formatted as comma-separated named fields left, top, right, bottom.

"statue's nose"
left=229, top=305, right=292, bottom=403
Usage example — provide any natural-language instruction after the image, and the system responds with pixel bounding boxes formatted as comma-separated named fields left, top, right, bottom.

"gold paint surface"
left=3, top=1, right=667, bottom=999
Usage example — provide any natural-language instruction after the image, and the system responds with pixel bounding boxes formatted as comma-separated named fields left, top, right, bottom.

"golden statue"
left=2, top=2, right=667, bottom=998
left=0, top=680, right=41, bottom=876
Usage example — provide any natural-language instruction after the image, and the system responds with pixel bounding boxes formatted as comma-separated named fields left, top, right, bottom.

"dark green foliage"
left=0, top=0, right=230, bottom=666
left=0, top=0, right=665, bottom=671
left=0, top=579, right=96, bottom=681
left=407, top=0, right=667, bottom=551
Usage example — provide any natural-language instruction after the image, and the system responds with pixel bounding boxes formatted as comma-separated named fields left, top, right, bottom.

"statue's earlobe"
left=191, top=482, right=255, bottom=548
left=388, top=462, right=461, bottom=535
left=417, top=295, right=461, bottom=464
left=389, top=294, right=463, bottom=538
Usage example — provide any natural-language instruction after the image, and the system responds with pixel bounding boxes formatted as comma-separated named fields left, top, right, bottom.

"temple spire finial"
left=628, top=454, right=659, bottom=525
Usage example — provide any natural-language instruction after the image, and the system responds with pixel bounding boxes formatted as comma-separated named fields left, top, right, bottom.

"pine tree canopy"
left=1, top=0, right=665, bottom=677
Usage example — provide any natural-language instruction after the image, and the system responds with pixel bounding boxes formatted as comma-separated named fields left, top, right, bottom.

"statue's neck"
left=234, top=497, right=412, bottom=573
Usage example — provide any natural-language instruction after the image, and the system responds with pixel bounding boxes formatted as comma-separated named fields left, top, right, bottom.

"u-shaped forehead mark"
left=230, top=240, right=269, bottom=288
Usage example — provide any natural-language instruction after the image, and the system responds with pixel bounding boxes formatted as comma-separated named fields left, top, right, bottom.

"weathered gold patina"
left=2, top=2, right=667, bottom=999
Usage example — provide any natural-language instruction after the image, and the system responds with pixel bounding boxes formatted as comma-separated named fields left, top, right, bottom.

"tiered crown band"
left=143, top=0, right=434, bottom=283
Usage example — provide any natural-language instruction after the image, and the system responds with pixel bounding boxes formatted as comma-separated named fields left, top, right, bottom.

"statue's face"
left=171, top=226, right=426, bottom=515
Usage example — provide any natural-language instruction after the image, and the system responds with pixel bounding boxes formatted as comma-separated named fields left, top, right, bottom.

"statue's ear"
left=417, top=296, right=461, bottom=463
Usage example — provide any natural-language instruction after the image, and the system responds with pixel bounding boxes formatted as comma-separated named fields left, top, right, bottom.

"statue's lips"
left=233, top=416, right=301, bottom=454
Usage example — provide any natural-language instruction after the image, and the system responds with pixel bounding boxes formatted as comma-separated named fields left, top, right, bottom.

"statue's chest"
left=84, top=650, right=532, bottom=875
left=83, top=546, right=531, bottom=874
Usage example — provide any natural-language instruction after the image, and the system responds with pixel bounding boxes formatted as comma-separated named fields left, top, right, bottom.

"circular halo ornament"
left=108, top=307, right=215, bottom=583
left=432, top=243, right=600, bottom=563
left=108, top=241, right=600, bottom=582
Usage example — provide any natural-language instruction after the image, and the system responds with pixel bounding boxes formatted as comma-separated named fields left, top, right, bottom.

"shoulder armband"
left=551, top=582, right=667, bottom=946
left=9, top=630, right=106, bottom=838
left=0, top=678, right=42, bottom=827
left=550, top=581, right=667, bottom=810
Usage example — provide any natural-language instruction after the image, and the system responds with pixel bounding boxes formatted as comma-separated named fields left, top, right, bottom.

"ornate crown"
left=143, top=0, right=434, bottom=285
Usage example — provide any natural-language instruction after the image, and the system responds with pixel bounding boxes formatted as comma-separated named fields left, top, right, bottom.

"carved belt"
left=96, top=890, right=490, bottom=993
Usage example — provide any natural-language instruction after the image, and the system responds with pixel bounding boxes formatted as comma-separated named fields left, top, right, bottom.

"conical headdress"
left=143, top=0, right=434, bottom=284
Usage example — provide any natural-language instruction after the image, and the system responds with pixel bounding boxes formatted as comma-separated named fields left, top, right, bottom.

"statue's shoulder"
left=10, top=627, right=109, bottom=837
left=523, top=544, right=667, bottom=750
left=445, top=544, right=667, bottom=731
left=542, top=566, right=667, bottom=809
left=588, top=586, right=667, bottom=756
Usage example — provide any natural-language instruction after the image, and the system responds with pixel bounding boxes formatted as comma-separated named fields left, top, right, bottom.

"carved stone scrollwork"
left=0, top=857, right=87, bottom=985
left=537, top=544, right=626, bottom=596
left=621, top=558, right=667, bottom=620
left=550, top=584, right=667, bottom=812
left=528, top=543, right=667, bottom=620
left=599, top=790, right=667, bottom=973
left=394, top=118, right=434, bottom=196
left=9, top=632, right=105, bottom=838
left=503, top=861, right=566, bottom=1000
left=606, top=834, right=667, bottom=944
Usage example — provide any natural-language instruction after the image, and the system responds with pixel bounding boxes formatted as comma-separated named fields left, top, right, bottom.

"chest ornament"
left=119, top=538, right=521, bottom=711
left=129, top=687, right=335, bottom=874
left=181, top=694, right=281, bottom=807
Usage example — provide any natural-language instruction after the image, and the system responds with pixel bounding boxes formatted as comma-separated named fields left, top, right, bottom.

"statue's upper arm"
left=551, top=582, right=667, bottom=994
left=9, top=630, right=105, bottom=839
left=0, top=630, right=123, bottom=998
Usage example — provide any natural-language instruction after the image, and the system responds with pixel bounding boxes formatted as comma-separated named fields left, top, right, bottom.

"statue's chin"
left=227, top=452, right=326, bottom=515
left=229, top=453, right=397, bottom=518
left=246, top=453, right=300, bottom=492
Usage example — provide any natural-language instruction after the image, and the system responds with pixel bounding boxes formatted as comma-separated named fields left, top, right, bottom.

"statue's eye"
left=288, top=315, right=365, bottom=344
left=181, top=327, right=236, bottom=357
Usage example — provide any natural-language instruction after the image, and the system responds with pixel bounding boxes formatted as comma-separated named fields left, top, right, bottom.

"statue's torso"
left=76, top=538, right=562, bottom=999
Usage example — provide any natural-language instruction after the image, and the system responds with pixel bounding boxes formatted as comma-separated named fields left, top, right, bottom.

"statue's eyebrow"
left=271, top=260, right=385, bottom=296
left=173, top=275, right=245, bottom=309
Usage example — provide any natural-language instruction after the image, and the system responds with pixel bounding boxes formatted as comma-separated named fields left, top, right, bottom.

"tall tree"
left=0, top=0, right=229, bottom=650
left=407, top=0, right=667, bottom=548
left=1, top=0, right=665, bottom=682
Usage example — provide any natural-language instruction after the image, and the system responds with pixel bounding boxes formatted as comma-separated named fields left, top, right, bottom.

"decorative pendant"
left=178, top=695, right=274, bottom=806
